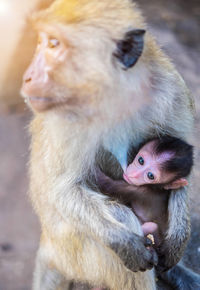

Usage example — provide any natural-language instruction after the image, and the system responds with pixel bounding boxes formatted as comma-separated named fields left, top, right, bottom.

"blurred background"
left=0, top=0, right=199, bottom=289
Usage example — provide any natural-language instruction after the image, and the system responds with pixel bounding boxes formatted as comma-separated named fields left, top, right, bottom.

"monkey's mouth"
left=29, top=96, right=53, bottom=102
left=23, top=94, right=80, bottom=112
left=123, top=173, right=132, bottom=184
left=25, top=96, right=57, bottom=112
left=28, top=96, right=54, bottom=103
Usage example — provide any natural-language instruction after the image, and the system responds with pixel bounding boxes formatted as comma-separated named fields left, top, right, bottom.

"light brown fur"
left=21, top=0, right=194, bottom=289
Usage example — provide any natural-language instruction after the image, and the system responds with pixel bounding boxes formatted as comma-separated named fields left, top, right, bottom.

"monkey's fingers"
left=144, top=237, right=153, bottom=247
left=143, top=237, right=158, bottom=268
left=139, top=248, right=158, bottom=272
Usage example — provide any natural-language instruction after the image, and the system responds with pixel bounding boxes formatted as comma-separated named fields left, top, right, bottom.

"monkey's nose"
left=127, top=171, right=141, bottom=179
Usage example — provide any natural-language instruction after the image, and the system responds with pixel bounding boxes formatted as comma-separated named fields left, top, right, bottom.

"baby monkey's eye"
left=138, top=156, right=144, bottom=165
left=147, top=172, right=154, bottom=180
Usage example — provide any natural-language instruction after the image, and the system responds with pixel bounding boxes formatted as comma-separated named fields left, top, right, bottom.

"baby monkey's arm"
left=96, top=168, right=159, bottom=238
left=95, top=167, right=144, bottom=203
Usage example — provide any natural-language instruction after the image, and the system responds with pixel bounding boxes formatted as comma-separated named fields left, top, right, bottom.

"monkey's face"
left=124, top=141, right=175, bottom=186
left=22, top=29, right=66, bottom=112
left=22, top=25, right=106, bottom=113
left=21, top=0, right=147, bottom=116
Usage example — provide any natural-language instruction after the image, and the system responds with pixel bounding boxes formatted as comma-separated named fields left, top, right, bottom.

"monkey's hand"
left=52, top=179, right=158, bottom=273
left=109, top=230, right=158, bottom=272
left=155, top=236, right=186, bottom=273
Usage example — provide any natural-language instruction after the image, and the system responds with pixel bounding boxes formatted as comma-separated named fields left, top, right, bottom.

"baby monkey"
left=96, top=136, right=193, bottom=245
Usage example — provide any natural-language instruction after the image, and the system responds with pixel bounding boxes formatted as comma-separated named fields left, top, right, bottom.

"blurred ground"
left=0, top=1, right=199, bottom=289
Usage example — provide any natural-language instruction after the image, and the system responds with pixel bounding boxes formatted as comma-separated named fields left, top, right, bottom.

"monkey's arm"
left=53, top=181, right=157, bottom=272
left=147, top=64, right=194, bottom=271
left=156, top=186, right=190, bottom=272
left=95, top=167, right=142, bottom=202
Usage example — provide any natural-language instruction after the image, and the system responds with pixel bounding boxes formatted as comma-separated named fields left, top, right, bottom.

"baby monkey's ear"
left=114, top=29, right=146, bottom=69
left=163, top=178, right=188, bottom=190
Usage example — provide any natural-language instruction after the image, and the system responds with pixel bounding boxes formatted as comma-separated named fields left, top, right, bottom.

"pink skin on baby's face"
left=123, top=140, right=175, bottom=186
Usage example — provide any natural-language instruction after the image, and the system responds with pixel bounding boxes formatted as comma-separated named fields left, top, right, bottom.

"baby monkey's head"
left=124, top=136, right=193, bottom=190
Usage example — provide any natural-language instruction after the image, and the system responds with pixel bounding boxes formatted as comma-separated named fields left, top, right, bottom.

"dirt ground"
left=0, top=1, right=199, bottom=289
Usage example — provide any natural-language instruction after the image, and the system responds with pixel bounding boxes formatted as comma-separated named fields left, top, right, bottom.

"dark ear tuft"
left=114, top=29, right=145, bottom=70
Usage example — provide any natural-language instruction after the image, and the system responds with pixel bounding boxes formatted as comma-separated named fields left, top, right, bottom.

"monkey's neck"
left=30, top=113, right=104, bottom=180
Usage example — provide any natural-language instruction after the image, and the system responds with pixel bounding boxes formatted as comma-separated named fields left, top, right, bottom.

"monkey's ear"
left=163, top=178, right=188, bottom=190
left=114, top=29, right=146, bottom=69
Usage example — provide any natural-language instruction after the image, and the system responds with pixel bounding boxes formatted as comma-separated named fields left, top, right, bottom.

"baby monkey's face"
left=123, top=141, right=175, bottom=186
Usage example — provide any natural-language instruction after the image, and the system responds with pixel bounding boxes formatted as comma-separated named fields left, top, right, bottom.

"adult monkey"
left=21, top=0, right=196, bottom=289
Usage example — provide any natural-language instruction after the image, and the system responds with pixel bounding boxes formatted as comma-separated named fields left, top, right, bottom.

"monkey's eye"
left=48, top=38, right=60, bottom=48
left=138, top=156, right=144, bottom=165
left=147, top=172, right=154, bottom=180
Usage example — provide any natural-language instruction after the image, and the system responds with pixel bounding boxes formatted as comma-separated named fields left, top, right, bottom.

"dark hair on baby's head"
left=154, top=136, right=193, bottom=179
